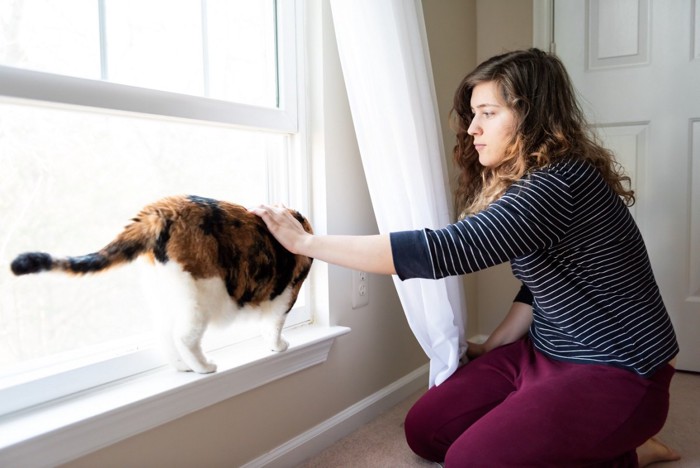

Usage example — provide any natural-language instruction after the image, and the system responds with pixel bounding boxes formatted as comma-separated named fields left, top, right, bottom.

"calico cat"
left=10, top=195, right=313, bottom=374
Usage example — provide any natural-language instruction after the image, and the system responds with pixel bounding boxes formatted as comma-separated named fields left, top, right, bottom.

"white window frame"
left=0, top=1, right=348, bottom=464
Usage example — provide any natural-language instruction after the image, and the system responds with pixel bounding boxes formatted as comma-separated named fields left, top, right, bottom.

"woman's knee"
left=404, top=394, right=446, bottom=462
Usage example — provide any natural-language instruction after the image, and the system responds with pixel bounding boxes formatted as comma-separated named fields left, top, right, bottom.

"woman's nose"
left=467, top=117, right=481, bottom=136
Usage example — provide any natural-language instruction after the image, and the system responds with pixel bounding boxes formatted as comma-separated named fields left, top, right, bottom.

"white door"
left=551, top=0, right=700, bottom=371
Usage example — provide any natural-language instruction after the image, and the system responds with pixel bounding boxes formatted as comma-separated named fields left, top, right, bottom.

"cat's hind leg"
left=157, top=319, right=193, bottom=372
left=259, top=289, right=294, bottom=352
left=172, top=307, right=217, bottom=374
left=152, top=262, right=217, bottom=373
left=260, top=312, right=289, bottom=352
left=142, top=261, right=196, bottom=372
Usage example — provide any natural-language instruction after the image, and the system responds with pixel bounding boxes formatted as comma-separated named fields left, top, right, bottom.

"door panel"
left=554, top=0, right=700, bottom=371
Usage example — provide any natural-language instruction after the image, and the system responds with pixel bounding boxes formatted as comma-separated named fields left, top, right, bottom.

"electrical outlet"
left=352, top=270, right=369, bottom=309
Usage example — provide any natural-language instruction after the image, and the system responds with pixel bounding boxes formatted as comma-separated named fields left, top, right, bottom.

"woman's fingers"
left=251, top=203, right=308, bottom=254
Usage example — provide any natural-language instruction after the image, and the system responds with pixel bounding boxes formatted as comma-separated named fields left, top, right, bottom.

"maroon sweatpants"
left=405, top=338, right=674, bottom=467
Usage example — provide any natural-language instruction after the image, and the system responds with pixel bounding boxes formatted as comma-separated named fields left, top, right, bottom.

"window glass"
left=104, top=0, right=205, bottom=96
left=205, top=0, right=278, bottom=106
left=0, top=0, right=101, bottom=79
left=0, top=0, right=278, bottom=107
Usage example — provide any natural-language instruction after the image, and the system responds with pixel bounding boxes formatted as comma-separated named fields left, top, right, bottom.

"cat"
left=10, top=195, right=313, bottom=374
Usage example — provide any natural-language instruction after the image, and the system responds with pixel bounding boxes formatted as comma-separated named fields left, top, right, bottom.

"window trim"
left=0, top=325, right=350, bottom=467
left=0, top=340, right=164, bottom=416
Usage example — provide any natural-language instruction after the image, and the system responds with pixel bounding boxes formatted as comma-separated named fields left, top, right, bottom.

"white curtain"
left=330, top=0, right=467, bottom=386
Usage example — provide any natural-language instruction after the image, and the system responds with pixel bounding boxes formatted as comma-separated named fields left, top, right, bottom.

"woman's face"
left=467, top=81, right=517, bottom=167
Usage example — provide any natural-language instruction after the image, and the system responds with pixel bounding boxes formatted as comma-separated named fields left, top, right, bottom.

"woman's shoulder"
left=503, top=158, right=597, bottom=202
left=536, top=157, right=593, bottom=175
left=527, top=158, right=599, bottom=185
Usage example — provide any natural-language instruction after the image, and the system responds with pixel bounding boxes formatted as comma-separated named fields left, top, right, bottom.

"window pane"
left=206, top=0, right=278, bottom=107
left=0, top=100, right=279, bottom=370
left=0, top=0, right=101, bottom=79
left=104, top=0, right=205, bottom=96
left=0, top=0, right=279, bottom=107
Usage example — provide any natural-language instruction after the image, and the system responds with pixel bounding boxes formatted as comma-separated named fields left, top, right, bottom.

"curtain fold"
left=330, top=0, right=466, bottom=386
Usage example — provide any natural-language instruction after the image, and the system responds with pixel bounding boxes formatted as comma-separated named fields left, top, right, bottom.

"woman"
left=253, top=49, right=679, bottom=466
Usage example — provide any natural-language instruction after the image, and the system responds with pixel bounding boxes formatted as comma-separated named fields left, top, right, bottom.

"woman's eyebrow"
left=470, top=103, right=501, bottom=111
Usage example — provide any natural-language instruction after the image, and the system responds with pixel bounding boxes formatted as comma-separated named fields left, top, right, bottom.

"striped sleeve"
left=391, top=170, right=574, bottom=280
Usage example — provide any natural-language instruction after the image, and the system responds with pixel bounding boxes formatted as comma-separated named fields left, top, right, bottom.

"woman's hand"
left=466, top=341, right=487, bottom=360
left=251, top=204, right=312, bottom=255
left=464, top=300, right=533, bottom=362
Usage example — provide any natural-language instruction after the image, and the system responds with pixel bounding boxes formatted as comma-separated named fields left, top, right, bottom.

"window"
left=0, top=0, right=309, bottom=416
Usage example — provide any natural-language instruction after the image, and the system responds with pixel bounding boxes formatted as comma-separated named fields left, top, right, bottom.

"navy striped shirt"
left=391, top=159, right=678, bottom=377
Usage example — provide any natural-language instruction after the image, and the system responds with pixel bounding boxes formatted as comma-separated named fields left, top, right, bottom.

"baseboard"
left=241, top=363, right=430, bottom=468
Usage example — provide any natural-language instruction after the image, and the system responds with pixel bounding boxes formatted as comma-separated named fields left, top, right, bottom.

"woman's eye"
left=469, top=110, right=494, bottom=118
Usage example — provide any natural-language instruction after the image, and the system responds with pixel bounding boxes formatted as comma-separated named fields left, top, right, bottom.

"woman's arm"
left=251, top=204, right=396, bottom=275
left=467, top=300, right=533, bottom=359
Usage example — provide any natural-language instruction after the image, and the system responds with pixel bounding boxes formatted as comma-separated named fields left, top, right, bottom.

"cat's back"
left=163, top=195, right=302, bottom=252
left=148, top=195, right=269, bottom=273
left=147, top=195, right=313, bottom=305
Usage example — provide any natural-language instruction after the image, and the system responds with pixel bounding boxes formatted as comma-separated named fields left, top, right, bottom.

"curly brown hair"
left=451, top=48, right=634, bottom=217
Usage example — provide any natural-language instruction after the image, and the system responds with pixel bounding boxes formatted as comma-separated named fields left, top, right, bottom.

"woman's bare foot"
left=637, top=437, right=681, bottom=467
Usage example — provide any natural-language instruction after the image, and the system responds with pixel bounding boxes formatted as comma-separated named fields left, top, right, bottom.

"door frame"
left=533, top=0, right=555, bottom=52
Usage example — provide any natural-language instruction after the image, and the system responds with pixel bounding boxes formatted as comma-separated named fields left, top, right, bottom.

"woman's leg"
left=443, top=351, right=674, bottom=467
left=404, top=339, right=532, bottom=462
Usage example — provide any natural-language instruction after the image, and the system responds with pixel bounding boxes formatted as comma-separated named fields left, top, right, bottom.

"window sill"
left=0, top=324, right=350, bottom=468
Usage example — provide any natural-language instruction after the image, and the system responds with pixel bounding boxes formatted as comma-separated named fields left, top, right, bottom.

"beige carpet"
left=299, top=371, right=699, bottom=467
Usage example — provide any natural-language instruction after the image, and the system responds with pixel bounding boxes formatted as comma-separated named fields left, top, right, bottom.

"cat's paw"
left=192, top=359, right=218, bottom=374
left=271, top=337, right=289, bottom=352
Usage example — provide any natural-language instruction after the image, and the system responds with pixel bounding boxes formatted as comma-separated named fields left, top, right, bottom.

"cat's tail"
left=10, top=204, right=170, bottom=276
left=10, top=248, right=137, bottom=276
